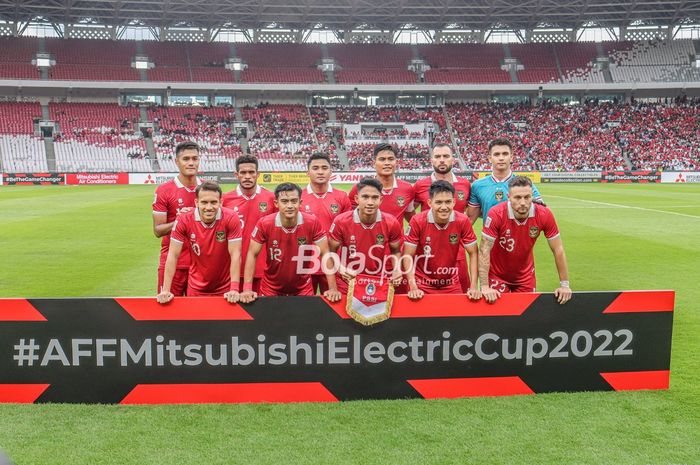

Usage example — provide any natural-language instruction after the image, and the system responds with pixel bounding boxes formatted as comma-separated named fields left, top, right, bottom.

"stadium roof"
left=1, top=0, right=699, bottom=31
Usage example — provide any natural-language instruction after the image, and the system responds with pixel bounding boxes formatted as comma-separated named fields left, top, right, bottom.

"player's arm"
left=465, top=242, right=481, bottom=300
left=402, top=244, right=423, bottom=300
left=240, top=240, right=263, bottom=303
left=388, top=240, right=403, bottom=287
left=467, top=205, right=481, bottom=225
left=478, top=237, right=501, bottom=303
left=157, top=240, right=183, bottom=304
left=223, top=240, right=242, bottom=303
left=152, top=212, right=175, bottom=238
left=318, top=239, right=341, bottom=303
left=548, top=236, right=572, bottom=305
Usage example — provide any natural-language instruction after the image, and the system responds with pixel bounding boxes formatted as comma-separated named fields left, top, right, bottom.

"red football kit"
left=405, top=210, right=477, bottom=294
left=250, top=212, right=327, bottom=296
left=348, top=177, right=416, bottom=220
left=301, top=184, right=352, bottom=292
left=170, top=207, right=242, bottom=296
left=413, top=172, right=472, bottom=213
left=481, top=202, right=560, bottom=293
left=222, top=185, right=277, bottom=292
left=413, top=172, right=473, bottom=291
left=153, top=176, right=202, bottom=295
left=329, top=209, right=404, bottom=294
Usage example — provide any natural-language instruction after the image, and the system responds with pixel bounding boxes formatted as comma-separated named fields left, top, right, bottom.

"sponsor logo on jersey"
left=376, top=234, right=385, bottom=245
left=216, top=231, right=225, bottom=242
left=529, top=226, right=539, bottom=238
left=449, top=233, right=458, bottom=244
left=259, top=202, right=268, bottom=212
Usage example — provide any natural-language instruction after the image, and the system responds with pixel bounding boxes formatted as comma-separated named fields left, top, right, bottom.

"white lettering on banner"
left=128, top=173, right=178, bottom=185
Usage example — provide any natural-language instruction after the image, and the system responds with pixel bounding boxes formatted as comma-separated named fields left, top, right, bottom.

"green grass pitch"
left=0, top=183, right=698, bottom=464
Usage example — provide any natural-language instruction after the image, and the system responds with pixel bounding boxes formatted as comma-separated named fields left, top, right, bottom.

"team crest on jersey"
left=376, top=234, right=385, bottom=245
left=216, top=231, right=225, bottom=242
left=529, top=226, right=539, bottom=238
left=449, top=233, right=458, bottom=244
left=259, top=202, right=268, bottom=212
left=297, top=237, right=307, bottom=245
left=397, top=196, right=405, bottom=207
left=495, top=190, right=504, bottom=201
left=330, top=203, right=339, bottom=214
left=457, top=191, right=465, bottom=201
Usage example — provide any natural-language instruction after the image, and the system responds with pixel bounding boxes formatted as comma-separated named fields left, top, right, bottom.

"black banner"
left=601, top=171, right=661, bottom=183
left=3, top=173, right=65, bottom=185
left=0, top=291, right=673, bottom=404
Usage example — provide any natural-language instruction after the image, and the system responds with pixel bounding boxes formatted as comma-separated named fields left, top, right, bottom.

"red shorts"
left=456, top=256, right=470, bottom=293
left=259, top=278, right=315, bottom=297
left=419, top=279, right=463, bottom=295
left=489, top=275, right=536, bottom=293
left=158, top=268, right=188, bottom=296
left=186, top=283, right=228, bottom=297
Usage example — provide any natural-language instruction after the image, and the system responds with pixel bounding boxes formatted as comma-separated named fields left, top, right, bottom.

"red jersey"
left=414, top=173, right=472, bottom=213
left=301, top=184, right=352, bottom=233
left=171, top=207, right=243, bottom=295
left=329, top=209, right=404, bottom=278
left=481, top=202, right=560, bottom=285
left=405, top=210, right=477, bottom=290
left=348, top=177, right=415, bottom=220
left=222, top=185, right=277, bottom=279
left=250, top=212, right=326, bottom=296
left=152, top=176, right=201, bottom=269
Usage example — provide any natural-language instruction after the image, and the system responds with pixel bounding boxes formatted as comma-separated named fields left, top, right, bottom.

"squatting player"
left=222, top=155, right=277, bottom=293
left=404, top=181, right=480, bottom=299
left=239, top=183, right=340, bottom=302
left=467, top=138, right=543, bottom=225
left=152, top=141, right=202, bottom=296
left=478, top=176, right=571, bottom=304
left=348, top=143, right=416, bottom=222
left=413, top=143, right=473, bottom=292
left=301, top=152, right=352, bottom=293
left=157, top=181, right=242, bottom=303
left=329, top=178, right=404, bottom=294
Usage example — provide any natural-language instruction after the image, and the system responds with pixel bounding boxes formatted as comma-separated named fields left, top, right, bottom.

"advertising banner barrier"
left=541, top=172, right=602, bottom=183
left=257, top=172, right=310, bottom=184
left=0, top=291, right=673, bottom=404
left=128, top=173, right=178, bottom=185
left=601, top=171, right=661, bottom=183
left=474, top=171, right=542, bottom=183
left=65, top=173, right=129, bottom=185
left=3, top=173, right=65, bottom=186
left=660, top=171, right=700, bottom=183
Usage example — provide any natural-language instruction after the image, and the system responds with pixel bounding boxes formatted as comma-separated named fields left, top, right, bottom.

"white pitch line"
left=547, top=195, right=700, bottom=219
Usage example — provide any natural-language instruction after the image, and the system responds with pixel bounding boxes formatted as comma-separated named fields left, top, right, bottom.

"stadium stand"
left=237, top=43, right=325, bottom=83
left=330, top=44, right=417, bottom=84
left=0, top=102, right=47, bottom=175
left=420, top=44, right=511, bottom=83
left=608, top=39, right=700, bottom=82
left=50, top=103, right=150, bottom=172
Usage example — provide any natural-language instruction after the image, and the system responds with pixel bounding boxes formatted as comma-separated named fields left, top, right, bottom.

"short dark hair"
left=431, top=142, right=453, bottom=153
left=508, top=176, right=533, bottom=190
left=195, top=181, right=222, bottom=198
left=488, top=138, right=513, bottom=153
left=356, top=177, right=383, bottom=195
left=307, top=152, right=331, bottom=168
left=429, top=180, right=456, bottom=198
left=175, top=141, right=199, bottom=158
left=235, top=155, right=259, bottom=171
left=274, top=182, right=302, bottom=199
left=373, top=143, right=398, bottom=159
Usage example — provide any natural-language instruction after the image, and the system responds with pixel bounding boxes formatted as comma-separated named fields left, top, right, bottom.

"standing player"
left=404, top=181, right=480, bottom=299
left=467, top=138, right=543, bottom=225
left=152, top=141, right=202, bottom=296
left=413, top=143, right=471, bottom=213
left=301, top=152, right=352, bottom=292
left=329, top=178, right=404, bottom=294
left=479, top=176, right=571, bottom=304
left=413, top=142, right=473, bottom=293
left=347, top=143, right=416, bottom=222
left=239, top=183, right=340, bottom=302
left=222, top=155, right=276, bottom=293
left=157, top=181, right=242, bottom=303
